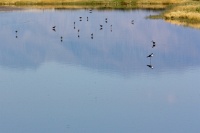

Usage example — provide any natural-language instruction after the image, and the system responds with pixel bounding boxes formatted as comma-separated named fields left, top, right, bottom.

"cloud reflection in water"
left=0, top=9, right=200, bottom=76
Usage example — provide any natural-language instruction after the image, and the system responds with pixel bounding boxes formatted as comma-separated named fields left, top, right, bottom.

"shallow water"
left=0, top=9, right=200, bottom=133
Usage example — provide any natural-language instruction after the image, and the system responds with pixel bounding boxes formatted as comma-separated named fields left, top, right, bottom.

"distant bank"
left=0, top=0, right=200, bottom=29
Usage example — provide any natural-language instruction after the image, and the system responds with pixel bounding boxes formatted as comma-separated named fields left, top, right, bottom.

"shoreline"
left=0, top=5, right=23, bottom=11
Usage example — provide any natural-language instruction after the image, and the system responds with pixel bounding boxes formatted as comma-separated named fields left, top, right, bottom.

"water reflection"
left=147, top=53, right=153, bottom=69
left=1, top=9, right=200, bottom=133
left=0, top=9, right=200, bottom=75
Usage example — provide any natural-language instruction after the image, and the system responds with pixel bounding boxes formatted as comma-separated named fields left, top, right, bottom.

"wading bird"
left=147, top=53, right=153, bottom=58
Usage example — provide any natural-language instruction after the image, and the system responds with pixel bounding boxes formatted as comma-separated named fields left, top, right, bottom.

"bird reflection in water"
left=131, top=20, right=134, bottom=24
left=146, top=50, right=154, bottom=69
left=15, top=30, right=18, bottom=38
left=52, top=26, right=56, bottom=32
left=91, top=33, right=93, bottom=39
left=61, top=36, right=63, bottom=42
left=147, top=56, right=153, bottom=69
left=152, top=40, right=156, bottom=48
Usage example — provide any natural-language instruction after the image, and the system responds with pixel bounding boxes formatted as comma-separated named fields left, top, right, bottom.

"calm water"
left=0, top=9, right=200, bottom=133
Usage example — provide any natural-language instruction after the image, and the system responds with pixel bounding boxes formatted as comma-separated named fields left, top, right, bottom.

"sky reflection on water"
left=0, top=9, right=199, bottom=75
left=0, top=9, right=200, bottom=133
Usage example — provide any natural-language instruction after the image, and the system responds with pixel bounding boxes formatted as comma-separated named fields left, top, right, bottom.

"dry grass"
left=136, top=0, right=190, bottom=4
left=136, top=4, right=166, bottom=9
left=166, top=19, right=200, bottom=29
left=0, top=0, right=130, bottom=4
left=144, top=0, right=200, bottom=29
left=162, top=1, right=200, bottom=28
left=0, top=0, right=105, bottom=5
left=164, top=11, right=200, bottom=21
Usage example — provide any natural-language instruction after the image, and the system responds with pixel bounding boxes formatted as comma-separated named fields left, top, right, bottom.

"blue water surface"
left=0, top=9, right=200, bottom=133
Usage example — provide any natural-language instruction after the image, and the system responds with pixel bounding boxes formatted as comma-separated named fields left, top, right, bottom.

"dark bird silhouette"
left=147, top=64, right=153, bottom=69
left=74, top=22, right=76, bottom=29
left=78, top=29, right=80, bottom=38
left=131, top=20, right=134, bottom=24
left=90, top=32, right=93, bottom=39
left=15, top=30, right=18, bottom=38
left=147, top=53, right=153, bottom=58
left=52, top=26, right=56, bottom=32
left=87, top=17, right=88, bottom=21
left=100, top=25, right=103, bottom=30
left=152, top=40, right=156, bottom=48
